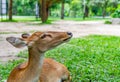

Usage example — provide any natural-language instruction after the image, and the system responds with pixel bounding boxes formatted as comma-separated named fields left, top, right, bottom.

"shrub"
left=104, top=20, right=112, bottom=24
left=111, top=5, right=120, bottom=18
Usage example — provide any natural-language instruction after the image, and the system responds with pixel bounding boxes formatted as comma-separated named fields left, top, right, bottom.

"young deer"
left=6, top=31, right=72, bottom=82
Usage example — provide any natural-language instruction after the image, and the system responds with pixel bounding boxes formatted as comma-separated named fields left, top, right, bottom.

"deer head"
left=6, top=31, right=73, bottom=52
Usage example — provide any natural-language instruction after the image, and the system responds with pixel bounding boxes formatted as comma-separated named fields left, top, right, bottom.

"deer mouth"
left=63, top=37, right=72, bottom=42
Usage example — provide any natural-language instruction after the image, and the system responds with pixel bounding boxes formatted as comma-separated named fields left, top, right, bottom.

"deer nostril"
left=67, top=32, right=73, bottom=36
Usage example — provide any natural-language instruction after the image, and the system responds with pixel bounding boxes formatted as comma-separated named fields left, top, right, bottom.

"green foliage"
left=69, top=0, right=82, bottom=17
left=1, top=35, right=120, bottom=81
left=104, top=20, right=112, bottom=24
left=17, top=50, right=28, bottom=58
left=70, top=0, right=81, bottom=11
left=9, top=0, right=120, bottom=18
left=13, top=0, right=36, bottom=16
left=49, top=0, right=120, bottom=18
left=0, top=59, right=25, bottom=82
left=111, top=5, right=120, bottom=18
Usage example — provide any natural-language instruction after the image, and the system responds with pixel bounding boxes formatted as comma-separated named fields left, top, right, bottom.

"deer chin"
left=63, top=37, right=72, bottom=42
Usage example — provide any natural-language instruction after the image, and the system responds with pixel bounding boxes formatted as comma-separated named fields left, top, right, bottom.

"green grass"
left=0, top=60, right=25, bottom=82
left=0, top=35, right=120, bottom=82
left=0, top=32, right=22, bottom=34
left=63, top=17, right=110, bottom=21
left=0, top=16, right=110, bottom=23
left=0, top=16, right=55, bottom=23
left=0, top=16, right=38, bottom=22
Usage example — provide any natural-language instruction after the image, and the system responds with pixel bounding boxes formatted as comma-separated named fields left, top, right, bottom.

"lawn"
left=0, top=16, right=110, bottom=22
left=0, top=35, right=120, bottom=82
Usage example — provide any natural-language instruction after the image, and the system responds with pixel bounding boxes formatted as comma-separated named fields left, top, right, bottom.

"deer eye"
left=40, top=34, right=52, bottom=39
left=40, top=34, right=46, bottom=39
left=40, top=33, right=52, bottom=39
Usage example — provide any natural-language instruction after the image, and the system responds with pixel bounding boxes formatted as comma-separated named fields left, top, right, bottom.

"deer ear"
left=21, top=33, right=30, bottom=39
left=6, top=37, right=27, bottom=48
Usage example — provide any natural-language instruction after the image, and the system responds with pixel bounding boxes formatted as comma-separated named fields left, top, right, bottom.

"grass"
left=0, top=31, right=36, bottom=35
left=0, top=16, right=110, bottom=23
left=0, top=35, right=120, bottom=82
left=0, top=60, right=25, bottom=82
left=63, top=17, right=110, bottom=21
left=0, top=32, right=21, bottom=34
left=0, top=16, right=38, bottom=22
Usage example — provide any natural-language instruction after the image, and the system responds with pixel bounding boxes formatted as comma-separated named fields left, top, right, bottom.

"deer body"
left=7, top=49, right=44, bottom=82
left=6, top=31, right=72, bottom=82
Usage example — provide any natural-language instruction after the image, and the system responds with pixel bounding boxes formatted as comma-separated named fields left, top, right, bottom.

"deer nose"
left=67, top=32, right=73, bottom=36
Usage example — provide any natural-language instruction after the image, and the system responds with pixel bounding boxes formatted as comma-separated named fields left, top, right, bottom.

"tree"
left=8, top=0, right=13, bottom=20
left=91, top=0, right=120, bottom=18
left=102, top=0, right=109, bottom=18
left=82, top=0, right=91, bottom=19
left=111, top=4, right=120, bottom=18
left=70, top=0, right=81, bottom=17
left=39, top=0, right=61, bottom=23
left=41, top=0, right=47, bottom=23
left=61, top=0, right=65, bottom=19
left=13, top=0, right=36, bottom=16
left=60, top=0, right=71, bottom=19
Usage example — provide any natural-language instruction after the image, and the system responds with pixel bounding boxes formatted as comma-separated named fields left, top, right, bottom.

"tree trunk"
left=102, top=9, right=106, bottom=18
left=41, top=0, right=48, bottom=23
left=73, top=11, right=77, bottom=18
left=102, top=1, right=108, bottom=18
left=61, top=0, right=64, bottom=19
left=8, top=0, right=12, bottom=20
left=83, top=5, right=89, bottom=19
left=85, top=6, right=89, bottom=17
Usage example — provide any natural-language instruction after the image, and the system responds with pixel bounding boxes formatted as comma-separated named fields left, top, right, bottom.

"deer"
left=6, top=31, right=72, bottom=82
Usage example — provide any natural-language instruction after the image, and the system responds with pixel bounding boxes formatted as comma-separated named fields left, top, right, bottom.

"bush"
left=104, top=20, right=112, bottom=24
left=111, top=5, right=120, bottom=18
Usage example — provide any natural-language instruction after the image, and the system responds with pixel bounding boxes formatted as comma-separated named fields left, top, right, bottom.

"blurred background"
left=0, top=0, right=120, bottom=23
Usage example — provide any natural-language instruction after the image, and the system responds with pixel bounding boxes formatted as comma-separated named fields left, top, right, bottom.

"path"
left=0, top=20, right=120, bottom=62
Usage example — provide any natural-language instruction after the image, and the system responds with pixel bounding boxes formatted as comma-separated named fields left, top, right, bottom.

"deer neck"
left=26, top=48, right=44, bottom=82
left=26, top=46, right=45, bottom=76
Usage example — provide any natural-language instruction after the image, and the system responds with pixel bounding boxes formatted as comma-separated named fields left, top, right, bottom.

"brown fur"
left=6, top=31, right=72, bottom=82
